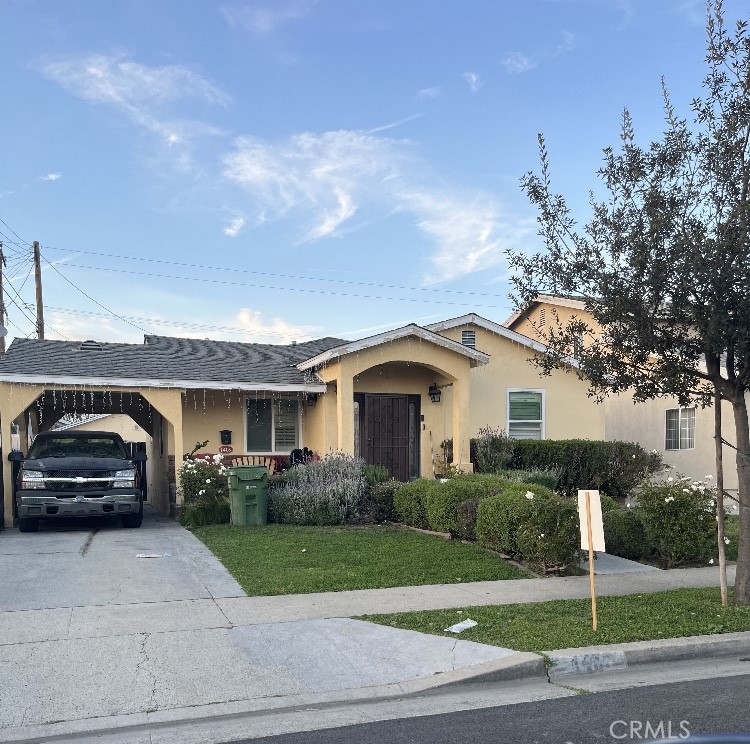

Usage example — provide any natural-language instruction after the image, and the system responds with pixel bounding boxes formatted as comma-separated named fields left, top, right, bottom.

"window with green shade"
left=507, top=390, right=544, bottom=440
left=246, top=397, right=300, bottom=453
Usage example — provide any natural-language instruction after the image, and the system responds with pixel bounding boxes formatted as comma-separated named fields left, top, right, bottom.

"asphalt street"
left=223, top=673, right=750, bottom=744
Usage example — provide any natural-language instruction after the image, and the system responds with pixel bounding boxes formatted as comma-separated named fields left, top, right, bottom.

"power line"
left=40, top=255, right=153, bottom=334
left=55, top=261, right=507, bottom=309
left=42, top=245, right=502, bottom=300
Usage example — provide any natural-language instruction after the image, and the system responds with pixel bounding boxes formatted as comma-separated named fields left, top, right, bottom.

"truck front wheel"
left=121, top=502, right=143, bottom=528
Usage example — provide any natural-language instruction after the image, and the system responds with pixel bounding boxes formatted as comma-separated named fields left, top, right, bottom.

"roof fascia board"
left=297, top=324, right=490, bottom=371
left=0, top=374, right=327, bottom=393
left=426, top=314, right=551, bottom=355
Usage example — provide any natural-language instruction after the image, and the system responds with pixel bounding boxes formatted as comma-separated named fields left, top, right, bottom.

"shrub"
left=636, top=477, right=716, bottom=568
left=603, top=508, right=652, bottom=560
left=474, top=426, right=515, bottom=473
left=516, top=496, right=582, bottom=573
left=394, top=479, right=436, bottom=528
left=363, top=464, right=391, bottom=489
left=363, top=479, right=400, bottom=523
left=177, top=454, right=230, bottom=527
left=509, top=439, right=663, bottom=498
left=475, top=483, right=555, bottom=556
left=268, top=452, right=366, bottom=525
left=425, top=476, right=488, bottom=534
left=599, top=493, right=621, bottom=512
left=455, top=498, right=480, bottom=541
left=493, top=468, right=560, bottom=491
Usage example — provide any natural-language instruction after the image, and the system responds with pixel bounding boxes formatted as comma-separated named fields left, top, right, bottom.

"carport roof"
left=0, top=335, right=349, bottom=390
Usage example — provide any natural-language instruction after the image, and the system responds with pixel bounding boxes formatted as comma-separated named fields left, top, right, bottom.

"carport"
left=0, top=379, right=183, bottom=527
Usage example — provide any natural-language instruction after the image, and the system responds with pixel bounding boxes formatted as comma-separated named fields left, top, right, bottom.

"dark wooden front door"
left=357, top=394, right=419, bottom=481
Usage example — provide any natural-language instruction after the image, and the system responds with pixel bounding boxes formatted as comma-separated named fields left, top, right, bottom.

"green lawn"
left=362, top=588, right=750, bottom=653
left=192, top=523, right=531, bottom=595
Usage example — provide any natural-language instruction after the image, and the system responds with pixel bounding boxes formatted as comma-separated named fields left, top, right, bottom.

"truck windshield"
left=28, top=436, right=127, bottom=459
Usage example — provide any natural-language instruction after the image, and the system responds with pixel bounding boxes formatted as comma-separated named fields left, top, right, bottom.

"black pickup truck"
left=15, top=430, right=145, bottom=532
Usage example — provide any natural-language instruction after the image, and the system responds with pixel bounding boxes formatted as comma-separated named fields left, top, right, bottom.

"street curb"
left=0, top=652, right=548, bottom=744
left=547, top=630, right=750, bottom=679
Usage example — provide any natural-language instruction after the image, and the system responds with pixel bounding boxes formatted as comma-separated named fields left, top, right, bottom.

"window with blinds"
left=246, top=397, right=300, bottom=453
left=665, top=407, right=695, bottom=450
left=508, top=390, right=544, bottom=439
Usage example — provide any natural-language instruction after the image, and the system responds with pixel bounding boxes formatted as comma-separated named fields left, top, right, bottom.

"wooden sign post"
left=578, top=490, right=605, bottom=631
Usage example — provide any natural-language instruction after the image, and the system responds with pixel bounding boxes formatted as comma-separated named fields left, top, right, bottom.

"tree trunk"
left=732, top=393, right=750, bottom=605
left=715, top=393, right=728, bottom=606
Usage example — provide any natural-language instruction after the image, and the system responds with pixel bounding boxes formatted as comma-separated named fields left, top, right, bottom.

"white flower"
left=540, top=533, right=545, bottom=539
left=682, top=489, right=690, bottom=494
left=198, top=489, right=205, bottom=496
left=205, top=478, right=211, bottom=484
left=667, top=477, right=674, bottom=483
left=709, top=558, right=715, bottom=565
left=525, top=491, right=534, bottom=500
left=705, top=475, right=713, bottom=481
left=724, top=537, right=731, bottom=545
left=665, top=496, right=675, bottom=503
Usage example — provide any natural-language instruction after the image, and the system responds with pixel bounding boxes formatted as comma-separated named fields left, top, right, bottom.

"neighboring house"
left=504, top=295, right=739, bottom=501
left=0, top=315, right=605, bottom=528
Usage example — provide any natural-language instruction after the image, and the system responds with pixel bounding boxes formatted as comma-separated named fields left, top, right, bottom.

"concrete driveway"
left=0, top=508, right=517, bottom=743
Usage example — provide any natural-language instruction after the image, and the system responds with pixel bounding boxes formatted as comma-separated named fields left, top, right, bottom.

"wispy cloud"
left=42, top=54, right=229, bottom=150
left=234, top=308, right=319, bottom=342
left=223, top=128, right=531, bottom=282
left=501, top=30, right=577, bottom=74
left=463, top=72, right=482, bottom=92
left=418, top=86, right=441, bottom=99
left=223, top=216, right=247, bottom=237
left=41, top=173, right=62, bottom=181
left=221, top=1, right=317, bottom=34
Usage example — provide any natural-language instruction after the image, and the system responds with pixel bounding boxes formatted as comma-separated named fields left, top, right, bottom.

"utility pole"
left=0, top=242, right=6, bottom=354
left=33, top=240, right=44, bottom=340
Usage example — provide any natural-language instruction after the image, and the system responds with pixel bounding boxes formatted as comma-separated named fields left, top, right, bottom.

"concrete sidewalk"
left=0, top=511, right=743, bottom=744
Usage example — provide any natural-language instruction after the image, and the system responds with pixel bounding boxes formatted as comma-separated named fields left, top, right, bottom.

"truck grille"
left=44, top=470, right=113, bottom=491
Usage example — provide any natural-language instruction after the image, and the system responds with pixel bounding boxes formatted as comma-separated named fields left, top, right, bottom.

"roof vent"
left=79, top=340, right=103, bottom=351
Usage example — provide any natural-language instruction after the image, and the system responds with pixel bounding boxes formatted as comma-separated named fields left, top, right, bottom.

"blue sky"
left=0, top=0, right=743, bottom=346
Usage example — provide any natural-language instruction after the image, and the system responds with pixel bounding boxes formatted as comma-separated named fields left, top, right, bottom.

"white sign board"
left=578, top=489, right=606, bottom=552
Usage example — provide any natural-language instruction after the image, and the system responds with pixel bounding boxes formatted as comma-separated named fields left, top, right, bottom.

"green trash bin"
left=228, top=466, right=269, bottom=526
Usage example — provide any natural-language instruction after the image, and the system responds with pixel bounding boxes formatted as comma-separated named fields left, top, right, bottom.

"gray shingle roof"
left=0, top=335, right=348, bottom=386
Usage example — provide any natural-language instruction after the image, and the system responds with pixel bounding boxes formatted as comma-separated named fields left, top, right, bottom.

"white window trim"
left=244, top=395, right=303, bottom=455
left=506, top=388, right=546, bottom=440
left=665, top=406, right=695, bottom=451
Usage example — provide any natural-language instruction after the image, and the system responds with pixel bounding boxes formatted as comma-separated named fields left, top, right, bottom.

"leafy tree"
left=509, top=1, right=750, bottom=604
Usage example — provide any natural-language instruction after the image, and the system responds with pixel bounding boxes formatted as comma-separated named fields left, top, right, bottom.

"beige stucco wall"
left=605, top=392, right=738, bottom=493
left=435, top=325, right=605, bottom=441
left=182, top=388, right=322, bottom=459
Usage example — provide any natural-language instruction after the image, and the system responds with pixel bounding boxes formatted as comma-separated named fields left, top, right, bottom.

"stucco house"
left=504, top=295, right=739, bottom=502
left=0, top=314, right=604, bottom=528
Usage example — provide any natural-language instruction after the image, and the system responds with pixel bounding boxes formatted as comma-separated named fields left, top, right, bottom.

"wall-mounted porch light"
left=428, top=383, right=442, bottom=403
left=306, top=393, right=319, bottom=407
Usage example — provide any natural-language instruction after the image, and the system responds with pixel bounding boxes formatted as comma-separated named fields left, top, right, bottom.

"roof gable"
left=296, top=323, right=490, bottom=371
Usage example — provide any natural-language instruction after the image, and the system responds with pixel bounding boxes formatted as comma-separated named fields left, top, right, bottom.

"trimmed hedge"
left=394, top=479, right=436, bottom=529
left=603, top=508, right=652, bottom=560
left=508, top=439, right=663, bottom=498
left=424, top=477, right=487, bottom=535
left=475, top=483, right=557, bottom=556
